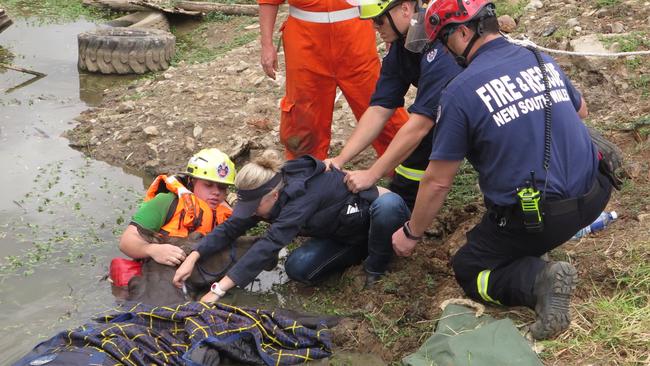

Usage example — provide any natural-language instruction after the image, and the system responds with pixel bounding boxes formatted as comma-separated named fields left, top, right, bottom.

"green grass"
left=493, top=0, right=527, bottom=19
left=0, top=0, right=116, bottom=22
left=541, top=247, right=650, bottom=363
left=172, top=17, right=258, bottom=65
left=446, top=160, right=480, bottom=208
left=594, top=0, right=621, bottom=8
left=600, top=32, right=650, bottom=53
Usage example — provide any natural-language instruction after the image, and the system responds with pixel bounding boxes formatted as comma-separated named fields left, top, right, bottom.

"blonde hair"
left=235, top=150, right=283, bottom=190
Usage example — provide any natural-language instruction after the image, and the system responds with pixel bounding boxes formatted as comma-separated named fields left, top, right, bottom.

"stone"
left=574, top=26, right=582, bottom=33
left=595, top=8, right=611, bottom=17
left=185, top=136, right=196, bottom=151
left=566, top=18, right=579, bottom=27
left=193, top=125, right=203, bottom=139
left=569, top=35, right=611, bottom=71
left=524, top=0, right=543, bottom=11
left=498, top=15, right=517, bottom=33
left=610, top=22, right=625, bottom=33
left=117, top=101, right=135, bottom=113
left=143, top=126, right=159, bottom=136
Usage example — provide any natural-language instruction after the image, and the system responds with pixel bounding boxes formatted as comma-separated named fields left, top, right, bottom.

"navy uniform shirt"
left=430, top=37, right=598, bottom=206
left=370, top=40, right=462, bottom=170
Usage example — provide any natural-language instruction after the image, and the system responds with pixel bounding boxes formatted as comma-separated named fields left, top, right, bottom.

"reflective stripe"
left=476, top=270, right=502, bottom=305
left=394, top=164, right=425, bottom=182
left=288, top=6, right=360, bottom=23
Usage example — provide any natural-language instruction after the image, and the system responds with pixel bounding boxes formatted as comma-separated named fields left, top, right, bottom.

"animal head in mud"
left=125, top=227, right=205, bottom=306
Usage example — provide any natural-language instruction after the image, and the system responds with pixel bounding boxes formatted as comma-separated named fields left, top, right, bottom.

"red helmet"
left=425, top=0, right=494, bottom=41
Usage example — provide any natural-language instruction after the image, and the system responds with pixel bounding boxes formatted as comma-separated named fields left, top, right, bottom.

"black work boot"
left=363, top=271, right=384, bottom=289
left=530, top=261, right=578, bottom=340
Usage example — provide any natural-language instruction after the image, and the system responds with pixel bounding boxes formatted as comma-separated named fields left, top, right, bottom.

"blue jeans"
left=285, top=192, right=410, bottom=285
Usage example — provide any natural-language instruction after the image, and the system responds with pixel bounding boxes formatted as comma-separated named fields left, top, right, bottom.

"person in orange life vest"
left=258, top=0, right=409, bottom=160
left=119, top=149, right=237, bottom=267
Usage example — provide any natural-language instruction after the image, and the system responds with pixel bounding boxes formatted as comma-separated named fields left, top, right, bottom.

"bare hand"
left=200, top=291, right=221, bottom=303
left=148, top=244, right=186, bottom=267
left=392, top=227, right=417, bottom=257
left=173, top=258, right=194, bottom=288
left=260, top=44, right=278, bottom=80
left=343, top=169, right=379, bottom=193
left=323, top=157, right=342, bottom=172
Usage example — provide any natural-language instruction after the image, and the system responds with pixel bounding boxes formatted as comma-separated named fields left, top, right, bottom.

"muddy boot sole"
left=530, top=261, right=578, bottom=340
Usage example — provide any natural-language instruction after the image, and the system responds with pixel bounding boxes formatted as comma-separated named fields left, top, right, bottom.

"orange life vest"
left=144, top=175, right=232, bottom=238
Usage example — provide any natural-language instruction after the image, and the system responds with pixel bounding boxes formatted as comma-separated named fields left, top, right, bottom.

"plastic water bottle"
left=571, top=211, right=618, bottom=240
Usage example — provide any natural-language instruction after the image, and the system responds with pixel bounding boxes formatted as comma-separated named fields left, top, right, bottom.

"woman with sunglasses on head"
left=173, top=150, right=410, bottom=303
left=325, top=0, right=461, bottom=210
left=118, top=148, right=236, bottom=267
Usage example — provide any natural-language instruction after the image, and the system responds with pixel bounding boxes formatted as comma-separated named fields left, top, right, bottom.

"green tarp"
left=403, top=304, right=543, bottom=366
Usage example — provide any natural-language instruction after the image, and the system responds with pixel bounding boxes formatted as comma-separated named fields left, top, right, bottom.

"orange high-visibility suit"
left=259, top=0, right=409, bottom=160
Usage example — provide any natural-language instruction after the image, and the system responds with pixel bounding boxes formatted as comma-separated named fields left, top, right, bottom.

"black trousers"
left=452, top=173, right=612, bottom=308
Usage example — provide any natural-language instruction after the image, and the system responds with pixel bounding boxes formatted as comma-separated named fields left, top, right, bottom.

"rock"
left=569, top=35, right=611, bottom=71
left=166, top=121, right=175, bottom=127
left=566, top=18, right=579, bottom=27
left=163, top=72, right=173, bottom=79
left=117, top=101, right=135, bottom=113
left=143, top=126, right=159, bottom=136
left=524, top=0, right=543, bottom=11
left=226, top=60, right=249, bottom=73
left=185, top=136, right=196, bottom=151
left=610, top=22, right=625, bottom=33
left=541, top=25, right=557, bottom=37
left=498, top=15, right=517, bottom=33
left=595, top=8, right=611, bottom=18
left=574, top=26, right=582, bottom=33
left=193, top=125, right=203, bottom=139
left=144, top=159, right=160, bottom=168
left=253, top=75, right=266, bottom=86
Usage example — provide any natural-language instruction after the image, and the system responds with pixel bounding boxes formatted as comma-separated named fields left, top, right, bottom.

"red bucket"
left=110, top=258, right=143, bottom=287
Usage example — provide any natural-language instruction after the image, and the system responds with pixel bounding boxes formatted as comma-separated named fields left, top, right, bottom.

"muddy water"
left=0, top=19, right=143, bottom=363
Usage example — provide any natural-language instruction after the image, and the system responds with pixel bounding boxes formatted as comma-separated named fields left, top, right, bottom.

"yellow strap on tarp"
left=394, top=164, right=425, bottom=182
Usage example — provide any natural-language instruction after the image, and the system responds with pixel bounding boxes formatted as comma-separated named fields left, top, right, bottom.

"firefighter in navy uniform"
left=392, top=0, right=613, bottom=340
left=325, top=0, right=462, bottom=210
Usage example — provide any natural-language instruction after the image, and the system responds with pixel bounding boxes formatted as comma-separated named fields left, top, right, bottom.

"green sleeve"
left=131, top=193, right=176, bottom=232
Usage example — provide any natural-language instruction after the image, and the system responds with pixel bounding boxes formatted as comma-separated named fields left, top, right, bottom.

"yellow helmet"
left=359, top=0, right=399, bottom=19
left=185, top=148, right=236, bottom=185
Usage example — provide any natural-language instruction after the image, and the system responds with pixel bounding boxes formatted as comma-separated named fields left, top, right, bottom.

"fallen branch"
left=82, top=0, right=149, bottom=12
left=0, top=63, right=46, bottom=77
left=175, top=1, right=258, bottom=16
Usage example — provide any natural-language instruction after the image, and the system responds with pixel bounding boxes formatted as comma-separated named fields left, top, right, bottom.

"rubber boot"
left=530, top=261, right=578, bottom=340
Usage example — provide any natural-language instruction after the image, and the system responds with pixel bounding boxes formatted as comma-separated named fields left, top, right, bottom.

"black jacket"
left=196, top=156, right=377, bottom=287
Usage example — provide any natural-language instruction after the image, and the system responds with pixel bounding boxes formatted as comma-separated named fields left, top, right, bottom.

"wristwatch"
left=210, top=282, right=226, bottom=297
left=403, top=221, right=423, bottom=241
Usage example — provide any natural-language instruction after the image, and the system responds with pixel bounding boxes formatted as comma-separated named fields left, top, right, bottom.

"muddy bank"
left=65, top=15, right=375, bottom=175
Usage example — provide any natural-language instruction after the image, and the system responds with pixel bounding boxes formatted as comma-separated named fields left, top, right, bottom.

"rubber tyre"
left=78, top=27, right=175, bottom=75
left=0, top=9, right=13, bottom=34
left=105, top=11, right=170, bottom=32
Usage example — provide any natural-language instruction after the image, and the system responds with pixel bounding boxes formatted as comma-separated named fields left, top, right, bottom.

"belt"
left=288, top=6, right=360, bottom=23
left=394, top=164, right=425, bottom=182
left=488, top=173, right=611, bottom=221
left=542, top=173, right=611, bottom=215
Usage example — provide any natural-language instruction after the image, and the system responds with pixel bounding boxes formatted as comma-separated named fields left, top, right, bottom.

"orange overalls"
left=260, top=0, right=409, bottom=160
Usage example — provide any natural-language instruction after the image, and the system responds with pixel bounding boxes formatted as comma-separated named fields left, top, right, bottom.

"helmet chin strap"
left=386, top=12, right=407, bottom=41
left=453, top=31, right=480, bottom=67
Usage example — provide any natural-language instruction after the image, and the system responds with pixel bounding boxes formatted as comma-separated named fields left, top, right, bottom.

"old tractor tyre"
left=0, top=9, right=13, bottom=34
left=105, top=11, right=170, bottom=32
left=78, top=28, right=175, bottom=75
